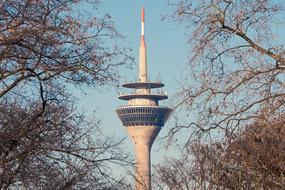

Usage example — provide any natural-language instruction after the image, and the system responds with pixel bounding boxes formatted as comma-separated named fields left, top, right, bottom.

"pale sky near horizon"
left=75, top=0, right=189, bottom=164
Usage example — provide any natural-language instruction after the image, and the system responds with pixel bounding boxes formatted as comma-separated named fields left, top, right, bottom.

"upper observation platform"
left=122, top=81, right=165, bottom=89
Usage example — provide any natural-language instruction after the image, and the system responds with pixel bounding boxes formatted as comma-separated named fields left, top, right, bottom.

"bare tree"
left=154, top=114, right=285, bottom=189
left=0, top=0, right=131, bottom=100
left=0, top=0, right=133, bottom=189
left=0, top=101, right=132, bottom=189
left=165, top=0, right=285, bottom=142
left=153, top=157, right=195, bottom=190
left=154, top=1, right=285, bottom=189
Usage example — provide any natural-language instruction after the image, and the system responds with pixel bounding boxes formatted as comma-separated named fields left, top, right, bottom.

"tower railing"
left=118, top=91, right=168, bottom=96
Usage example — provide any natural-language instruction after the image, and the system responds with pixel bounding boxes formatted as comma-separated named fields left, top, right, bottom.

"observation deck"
left=115, top=106, right=172, bottom=127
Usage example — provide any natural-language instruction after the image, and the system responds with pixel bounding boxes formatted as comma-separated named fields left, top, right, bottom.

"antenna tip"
left=141, top=7, right=145, bottom=22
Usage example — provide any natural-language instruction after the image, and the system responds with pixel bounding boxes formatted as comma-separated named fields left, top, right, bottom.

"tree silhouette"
left=0, top=0, right=133, bottom=189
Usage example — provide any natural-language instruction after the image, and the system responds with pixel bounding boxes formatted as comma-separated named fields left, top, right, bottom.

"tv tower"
left=115, top=8, right=172, bottom=190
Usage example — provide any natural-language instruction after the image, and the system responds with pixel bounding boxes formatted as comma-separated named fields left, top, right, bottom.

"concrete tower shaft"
left=115, top=8, right=172, bottom=190
left=126, top=125, right=161, bottom=189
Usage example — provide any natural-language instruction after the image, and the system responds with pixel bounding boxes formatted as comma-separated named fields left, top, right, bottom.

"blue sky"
left=75, top=0, right=285, bottom=174
left=75, top=0, right=189, bottom=163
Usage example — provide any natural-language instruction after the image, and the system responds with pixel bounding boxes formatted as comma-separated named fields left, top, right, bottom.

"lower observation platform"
left=115, top=106, right=172, bottom=127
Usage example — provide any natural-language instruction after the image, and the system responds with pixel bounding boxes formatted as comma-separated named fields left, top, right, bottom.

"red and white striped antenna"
left=141, top=7, right=145, bottom=36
